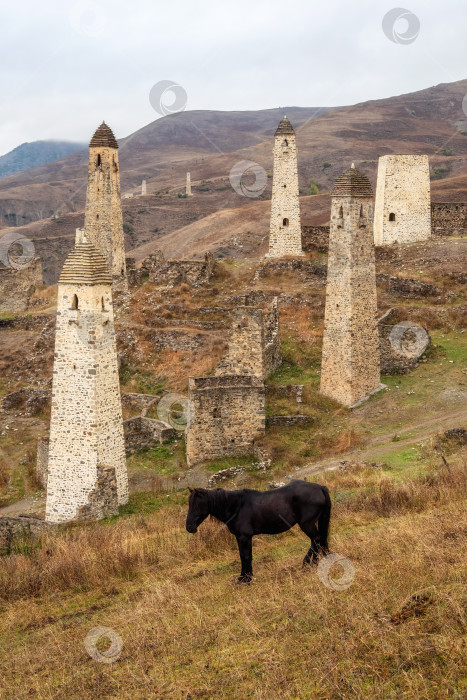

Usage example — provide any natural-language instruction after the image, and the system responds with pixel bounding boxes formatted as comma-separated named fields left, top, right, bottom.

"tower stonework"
left=186, top=172, right=192, bottom=196
left=267, top=116, right=304, bottom=258
left=84, top=122, right=127, bottom=290
left=374, top=154, right=431, bottom=246
left=45, top=240, right=128, bottom=523
left=320, top=166, right=382, bottom=408
left=141, top=179, right=147, bottom=196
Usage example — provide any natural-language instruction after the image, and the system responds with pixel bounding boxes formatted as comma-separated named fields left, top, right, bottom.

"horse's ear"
left=188, top=487, right=193, bottom=493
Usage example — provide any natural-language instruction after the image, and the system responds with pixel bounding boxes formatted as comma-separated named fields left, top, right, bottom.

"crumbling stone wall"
left=301, top=225, right=330, bottom=252
left=0, top=515, right=49, bottom=555
left=121, top=392, right=159, bottom=416
left=75, top=464, right=119, bottom=521
left=254, top=258, right=327, bottom=285
left=1, top=387, right=51, bottom=416
left=135, top=250, right=215, bottom=288
left=123, top=417, right=176, bottom=455
left=267, top=117, right=304, bottom=257
left=265, top=384, right=303, bottom=404
left=186, top=376, right=265, bottom=467
left=266, top=415, right=312, bottom=426
left=374, top=155, right=431, bottom=246
left=431, top=202, right=467, bottom=236
left=377, top=274, right=438, bottom=298
left=378, top=309, right=431, bottom=374
left=215, top=299, right=281, bottom=379
left=0, top=256, right=43, bottom=313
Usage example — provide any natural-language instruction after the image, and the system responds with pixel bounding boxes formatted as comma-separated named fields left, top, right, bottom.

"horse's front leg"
left=236, top=534, right=253, bottom=583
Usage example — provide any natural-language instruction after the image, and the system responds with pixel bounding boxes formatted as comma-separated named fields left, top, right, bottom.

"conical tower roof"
left=89, top=121, right=119, bottom=149
left=59, top=240, right=112, bottom=286
left=275, top=115, right=295, bottom=136
left=332, top=165, right=373, bottom=198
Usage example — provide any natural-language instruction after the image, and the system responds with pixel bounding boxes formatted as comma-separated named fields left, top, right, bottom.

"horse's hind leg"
left=299, top=521, right=320, bottom=566
left=236, top=534, right=253, bottom=583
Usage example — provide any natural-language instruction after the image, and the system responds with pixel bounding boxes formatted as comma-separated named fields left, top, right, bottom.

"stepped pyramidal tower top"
left=267, top=116, right=304, bottom=258
left=320, top=164, right=382, bottom=408
left=84, top=121, right=127, bottom=291
left=274, top=115, right=295, bottom=136
left=59, top=238, right=112, bottom=286
left=331, top=164, right=374, bottom=198
left=89, top=121, right=119, bottom=149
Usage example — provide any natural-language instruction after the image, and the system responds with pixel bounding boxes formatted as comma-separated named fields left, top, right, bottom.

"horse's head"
left=186, top=488, right=210, bottom=533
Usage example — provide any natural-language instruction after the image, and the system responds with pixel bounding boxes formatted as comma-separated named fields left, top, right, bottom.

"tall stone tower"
left=320, top=165, right=382, bottom=408
left=84, top=122, right=127, bottom=291
left=267, top=116, right=304, bottom=258
left=186, top=172, right=192, bottom=196
left=45, top=238, right=128, bottom=523
left=374, top=154, right=431, bottom=246
left=141, top=179, right=147, bottom=196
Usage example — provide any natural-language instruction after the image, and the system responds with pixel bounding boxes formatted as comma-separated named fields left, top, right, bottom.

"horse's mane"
left=205, top=488, right=234, bottom=521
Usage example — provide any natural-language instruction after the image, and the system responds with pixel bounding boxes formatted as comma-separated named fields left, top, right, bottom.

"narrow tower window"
left=359, top=205, right=364, bottom=217
left=101, top=297, right=105, bottom=311
left=283, top=139, right=288, bottom=147
left=389, top=212, right=396, bottom=222
left=338, top=206, right=343, bottom=218
left=282, top=218, right=289, bottom=227
left=97, top=154, right=101, bottom=167
left=71, top=294, right=79, bottom=310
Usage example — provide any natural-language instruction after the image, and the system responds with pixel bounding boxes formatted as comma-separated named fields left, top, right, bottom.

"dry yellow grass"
left=0, top=456, right=465, bottom=699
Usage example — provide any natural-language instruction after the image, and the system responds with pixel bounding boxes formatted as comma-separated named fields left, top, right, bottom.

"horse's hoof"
left=237, top=575, right=252, bottom=584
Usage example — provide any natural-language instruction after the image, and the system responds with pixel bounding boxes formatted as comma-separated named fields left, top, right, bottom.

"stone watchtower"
left=45, top=238, right=128, bottom=523
left=374, top=154, right=431, bottom=246
left=267, top=116, right=304, bottom=258
left=320, top=165, right=382, bottom=408
left=84, top=122, right=127, bottom=291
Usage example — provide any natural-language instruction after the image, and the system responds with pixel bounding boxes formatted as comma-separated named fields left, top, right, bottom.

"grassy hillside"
left=0, top=441, right=465, bottom=699
left=0, top=233, right=466, bottom=698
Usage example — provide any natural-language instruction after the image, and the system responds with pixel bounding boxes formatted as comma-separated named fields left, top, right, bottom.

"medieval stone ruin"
left=186, top=171, right=192, bottom=196
left=374, top=154, right=431, bottom=246
left=320, top=165, right=383, bottom=408
left=45, top=237, right=128, bottom=523
left=84, top=121, right=127, bottom=291
left=0, top=254, right=42, bottom=314
left=129, top=250, right=215, bottom=288
left=186, top=376, right=266, bottom=467
left=267, top=116, right=304, bottom=258
left=13, top=115, right=458, bottom=525
left=185, top=297, right=281, bottom=466
left=214, top=299, right=281, bottom=380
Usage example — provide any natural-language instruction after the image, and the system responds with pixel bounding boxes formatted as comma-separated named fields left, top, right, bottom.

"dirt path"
left=296, top=407, right=467, bottom=478
left=0, top=495, right=45, bottom=517
left=1, top=408, right=465, bottom=517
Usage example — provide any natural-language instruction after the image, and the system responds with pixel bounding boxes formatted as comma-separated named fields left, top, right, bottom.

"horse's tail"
left=318, top=486, right=331, bottom=553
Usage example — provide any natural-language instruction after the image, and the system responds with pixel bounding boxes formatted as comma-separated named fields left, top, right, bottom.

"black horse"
left=186, top=480, right=331, bottom=582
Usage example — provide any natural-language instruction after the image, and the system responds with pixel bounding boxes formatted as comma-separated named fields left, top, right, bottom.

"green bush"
left=430, top=166, right=452, bottom=181
left=307, top=180, right=319, bottom=195
left=123, top=222, right=134, bottom=234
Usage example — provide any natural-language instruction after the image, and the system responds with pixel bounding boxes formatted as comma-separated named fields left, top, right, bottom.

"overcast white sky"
left=0, top=0, right=465, bottom=155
